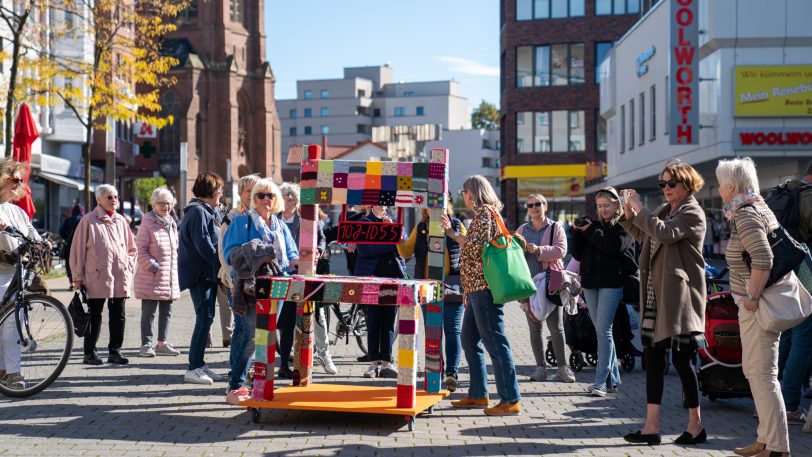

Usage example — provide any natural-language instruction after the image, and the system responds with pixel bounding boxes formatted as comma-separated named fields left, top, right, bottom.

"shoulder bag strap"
left=488, top=208, right=512, bottom=249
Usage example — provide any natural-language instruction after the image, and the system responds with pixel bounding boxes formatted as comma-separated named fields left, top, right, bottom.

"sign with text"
left=733, top=128, right=812, bottom=150
left=669, top=0, right=699, bottom=145
left=336, top=220, right=403, bottom=244
left=734, top=66, right=812, bottom=117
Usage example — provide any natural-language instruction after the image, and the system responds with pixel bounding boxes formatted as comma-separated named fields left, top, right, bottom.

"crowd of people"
left=2, top=155, right=810, bottom=457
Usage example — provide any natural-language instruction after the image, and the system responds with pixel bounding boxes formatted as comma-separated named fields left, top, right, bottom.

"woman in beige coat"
left=70, top=184, right=137, bottom=366
left=619, top=160, right=707, bottom=446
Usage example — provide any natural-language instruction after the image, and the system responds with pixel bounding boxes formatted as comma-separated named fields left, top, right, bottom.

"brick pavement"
left=1, top=267, right=812, bottom=456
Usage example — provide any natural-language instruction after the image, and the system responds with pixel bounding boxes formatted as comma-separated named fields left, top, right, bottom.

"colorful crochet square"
left=301, top=158, right=318, bottom=173
left=286, top=281, right=306, bottom=302
left=398, top=319, right=417, bottom=335
left=341, top=283, right=363, bottom=303
left=381, top=161, right=398, bottom=176
left=396, top=383, right=416, bottom=409
left=361, top=189, right=380, bottom=205
left=332, top=188, right=347, bottom=204
left=366, top=161, right=383, bottom=175
left=256, top=298, right=272, bottom=314
left=299, top=187, right=315, bottom=205
left=413, top=162, right=429, bottom=180
left=413, top=192, right=427, bottom=206
left=348, top=173, right=366, bottom=190
left=304, top=281, right=324, bottom=302
left=381, top=175, right=398, bottom=191
left=347, top=189, right=363, bottom=205
left=333, top=173, right=348, bottom=188
left=397, top=285, right=416, bottom=305
left=428, top=178, right=444, bottom=194
left=397, top=176, right=413, bottom=190
left=365, top=174, right=382, bottom=190
left=316, top=188, right=332, bottom=204
left=428, top=162, right=445, bottom=179
left=301, top=171, right=317, bottom=185
left=299, top=204, right=316, bottom=221
left=254, top=344, right=268, bottom=364
left=317, top=159, right=334, bottom=173
left=398, top=349, right=416, bottom=368
left=323, top=282, right=343, bottom=302
left=397, top=161, right=413, bottom=176
left=255, top=328, right=269, bottom=346
left=254, top=362, right=268, bottom=379
left=347, top=161, right=366, bottom=174
left=379, top=191, right=396, bottom=207
left=316, top=172, right=333, bottom=188
left=333, top=160, right=350, bottom=173
left=412, top=177, right=428, bottom=192
left=395, top=191, right=414, bottom=206
left=256, top=314, right=269, bottom=332
left=399, top=333, right=417, bottom=351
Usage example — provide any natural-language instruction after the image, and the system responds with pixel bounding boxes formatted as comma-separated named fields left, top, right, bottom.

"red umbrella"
left=12, top=103, right=38, bottom=218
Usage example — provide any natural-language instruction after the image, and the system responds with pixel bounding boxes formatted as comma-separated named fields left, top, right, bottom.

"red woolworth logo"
left=739, top=131, right=812, bottom=146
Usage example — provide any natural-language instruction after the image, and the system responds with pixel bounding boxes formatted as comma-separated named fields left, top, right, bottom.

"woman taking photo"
left=717, top=157, right=791, bottom=457
left=444, top=175, right=521, bottom=416
left=515, top=193, right=574, bottom=384
left=619, top=160, right=707, bottom=446
left=572, top=187, right=636, bottom=396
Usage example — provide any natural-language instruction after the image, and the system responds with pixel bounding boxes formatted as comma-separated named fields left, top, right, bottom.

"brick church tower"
left=157, top=0, right=281, bottom=204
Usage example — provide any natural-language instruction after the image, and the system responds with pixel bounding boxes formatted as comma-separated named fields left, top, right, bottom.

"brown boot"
left=734, top=442, right=766, bottom=456
left=450, top=396, right=489, bottom=408
left=484, top=401, right=521, bottom=416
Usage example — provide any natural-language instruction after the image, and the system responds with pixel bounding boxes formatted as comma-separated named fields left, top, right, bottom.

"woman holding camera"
left=516, top=193, right=574, bottom=383
left=572, top=187, right=636, bottom=397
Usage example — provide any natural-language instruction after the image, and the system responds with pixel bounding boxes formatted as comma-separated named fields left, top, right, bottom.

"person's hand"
left=72, top=281, right=82, bottom=290
left=266, top=258, right=283, bottom=276
left=0, top=220, right=8, bottom=232
left=289, top=258, right=299, bottom=271
left=624, top=189, right=643, bottom=212
left=346, top=244, right=356, bottom=253
left=440, top=215, right=452, bottom=231
left=743, top=296, right=759, bottom=312
left=381, top=214, right=393, bottom=223
left=322, top=249, right=330, bottom=260
left=525, top=242, right=538, bottom=254
left=572, top=222, right=590, bottom=231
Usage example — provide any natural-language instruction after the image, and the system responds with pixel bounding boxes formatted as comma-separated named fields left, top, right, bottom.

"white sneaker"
left=363, top=363, right=378, bottom=378
left=558, top=366, right=576, bottom=383
left=140, top=344, right=156, bottom=357
left=155, top=343, right=181, bottom=356
left=184, top=368, right=213, bottom=385
left=315, top=351, right=338, bottom=375
left=528, top=366, right=547, bottom=382
left=201, top=365, right=222, bottom=382
left=589, top=384, right=607, bottom=397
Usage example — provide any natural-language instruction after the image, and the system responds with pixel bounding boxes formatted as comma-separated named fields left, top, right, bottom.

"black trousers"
left=366, top=305, right=397, bottom=363
left=644, top=346, right=700, bottom=408
left=85, top=298, right=126, bottom=355
left=276, top=301, right=296, bottom=369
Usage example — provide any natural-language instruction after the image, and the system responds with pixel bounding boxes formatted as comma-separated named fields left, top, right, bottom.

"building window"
left=597, top=0, right=640, bottom=15
left=639, top=92, right=645, bottom=145
left=321, top=107, right=329, bottom=117
left=321, top=89, right=329, bottom=99
left=416, top=106, right=425, bottom=116
left=357, top=124, right=368, bottom=134
left=303, top=90, right=312, bottom=100
left=620, top=104, right=625, bottom=153
left=357, top=89, right=366, bottom=97
left=229, top=0, right=243, bottom=24
left=304, top=108, right=312, bottom=118
left=290, top=109, right=297, bottom=119
left=394, top=107, right=406, bottom=117
left=517, top=0, right=584, bottom=20
left=304, top=126, right=312, bottom=135
left=517, top=110, right=585, bottom=153
left=629, top=98, right=635, bottom=150
left=373, top=108, right=381, bottom=117
left=516, top=46, right=534, bottom=87
left=289, top=127, right=297, bottom=136
left=596, top=111, right=607, bottom=152
left=570, top=43, right=584, bottom=84
left=518, top=43, right=583, bottom=87
left=595, top=42, right=613, bottom=84
left=403, top=91, right=415, bottom=97
left=321, top=125, right=329, bottom=135
left=650, top=85, right=656, bottom=140
left=179, top=0, right=198, bottom=19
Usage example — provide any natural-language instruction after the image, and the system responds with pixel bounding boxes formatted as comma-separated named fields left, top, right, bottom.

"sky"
left=265, top=0, right=500, bottom=113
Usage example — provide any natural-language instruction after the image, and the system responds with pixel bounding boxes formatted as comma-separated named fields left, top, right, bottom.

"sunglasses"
left=255, top=192, right=276, bottom=200
left=8, top=177, right=23, bottom=185
left=526, top=202, right=544, bottom=209
left=107, top=195, right=119, bottom=200
left=658, top=179, right=680, bottom=189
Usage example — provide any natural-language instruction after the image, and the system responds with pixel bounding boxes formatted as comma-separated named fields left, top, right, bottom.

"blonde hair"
left=249, top=178, right=284, bottom=213
left=238, top=174, right=261, bottom=193
left=594, top=187, right=621, bottom=220
left=716, top=157, right=760, bottom=195
left=0, top=158, right=27, bottom=201
left=462, top=175, right=502, bottom=211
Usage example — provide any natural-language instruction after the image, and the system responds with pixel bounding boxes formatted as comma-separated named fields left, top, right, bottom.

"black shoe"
left=83, top=352, right=103, bottom=365
left=623, top=430, right=662, bottom=445
left=107, top=352, right=129, bottom=365
left=674, top=429, right=706, bottom=445
left=357, top=354, right=369, bottom=362
left=277, top=367, right=294, bottom=379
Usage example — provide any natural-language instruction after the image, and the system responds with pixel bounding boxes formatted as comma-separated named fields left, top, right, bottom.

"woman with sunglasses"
left=222, top=179, right=298, bottom=384
left=619, top=160, right=708, bottom=446
left=515, top=194, right=574, bottom=384
left=572, top=187, right=637, bottom=397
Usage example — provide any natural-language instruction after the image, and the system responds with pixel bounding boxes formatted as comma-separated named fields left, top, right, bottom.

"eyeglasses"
left=526, top=202, right=544, bottom=209
left=8, top=177, right=23, bottom=185
left=255, top=192, right=276, bottom=200
left=658, top=179, right=680, bottom=189
left=107, top=195, right=119, bottom=200
left=155, top=201, right=172, bottom=207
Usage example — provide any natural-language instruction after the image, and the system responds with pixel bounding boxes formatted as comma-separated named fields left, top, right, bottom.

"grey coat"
left=228, top=240, right=277, bottom=315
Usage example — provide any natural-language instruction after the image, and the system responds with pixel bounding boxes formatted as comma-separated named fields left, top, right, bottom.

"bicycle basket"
left=68, top=290, right=90, bottom=338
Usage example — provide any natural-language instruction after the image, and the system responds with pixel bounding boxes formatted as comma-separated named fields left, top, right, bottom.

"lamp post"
left=179, top=142, right=188, bottom=217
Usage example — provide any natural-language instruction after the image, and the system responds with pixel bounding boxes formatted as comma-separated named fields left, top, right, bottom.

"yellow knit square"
left=367, top=161, right=382, bottom=175
left=255, top=329, right=268, bottom=346
left=398, top=349, right=416, bottom=368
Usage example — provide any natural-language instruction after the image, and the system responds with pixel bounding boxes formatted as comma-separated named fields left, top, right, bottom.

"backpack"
left=764, top=180, right=812, bottom=245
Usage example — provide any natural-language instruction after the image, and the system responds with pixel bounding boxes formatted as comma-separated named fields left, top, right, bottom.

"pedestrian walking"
left=179, top=172, right=224, bottom=385
left=619, top=159, right=707, bottom=446
left=515, top=193, right=575, bottom=384
left=70, top=184, right=137, bottom=366
left=58, top=203, right=84, bottom=286
left=135, top=186, right=181, bottom=358
left=572, top=186, right=636, bottom=396
left=448, top=175, right=521, bottom=416
left=718, top=157, right=794, bottom=457
left=0, top=159, right=44, bottom=390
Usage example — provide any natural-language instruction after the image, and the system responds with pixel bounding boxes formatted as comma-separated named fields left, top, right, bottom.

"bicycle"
left=0, top=227, right=73, bottom=398
left=327, top=303, right=368, bottom=355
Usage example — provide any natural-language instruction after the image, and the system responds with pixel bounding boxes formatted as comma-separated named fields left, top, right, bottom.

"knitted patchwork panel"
left=381, top=161, right=398, bottom=176
left=381, top=175, right=398, bottom=191
left=348, top=173, right=366, bottom=190
left=379, top=191, right=396, bottom=207
left=323, top=282, right=344, bottom=303
left=347, top=189, right=363, bottom=205
left=397, top=176, right=413, bottom=190
left=365, top=173, right=382, bottom=190
left=333, top=173, right=348, bottom=189
left=397, top=161, right=413, bottom=177
left=300, top=187, right=316, bottom=205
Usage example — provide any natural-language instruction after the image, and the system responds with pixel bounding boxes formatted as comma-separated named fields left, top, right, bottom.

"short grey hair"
left=526, top=193, right=547, bottom=205
left=462, top=175, right=502, bottom=211
left=238, top=174, right=261, bottom=193
left=150, top=186, right=175, bottom=206
left=716, top=157, right=760, bottom=195
left=95, top=184, right=117, bottom=201
left=280, top=182, right=300, bottom=209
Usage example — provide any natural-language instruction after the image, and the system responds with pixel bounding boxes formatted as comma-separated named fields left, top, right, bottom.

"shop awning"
left=33, top=171, right=96, bottom=191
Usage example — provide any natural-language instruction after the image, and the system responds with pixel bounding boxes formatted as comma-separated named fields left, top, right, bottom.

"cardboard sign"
left=336, top=206, right=403, bottom=245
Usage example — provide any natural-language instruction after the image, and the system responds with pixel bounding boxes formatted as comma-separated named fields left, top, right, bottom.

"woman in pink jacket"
left=135, top=187, right=181, bottom=358
left=69, top=184, right=137, bottom=365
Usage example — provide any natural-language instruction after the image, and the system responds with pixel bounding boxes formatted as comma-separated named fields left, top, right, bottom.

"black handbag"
left=68, top=288, right=90, bottom=338
left=739, top=204, right=806, bottom=289
left=543, top=222, right=564, bottom=307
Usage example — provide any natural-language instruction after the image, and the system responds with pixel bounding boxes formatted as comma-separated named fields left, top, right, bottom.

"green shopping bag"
left=481, top=208, right=537, bottom=304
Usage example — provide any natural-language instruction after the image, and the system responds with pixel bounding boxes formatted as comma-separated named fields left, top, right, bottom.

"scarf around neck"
left=723, top=192, right=761, bottom=221
left=249, top=209, right=289, bottom=268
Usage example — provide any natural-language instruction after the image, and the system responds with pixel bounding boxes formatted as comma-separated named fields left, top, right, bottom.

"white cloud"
left=437, top=56, right=499, bottom=77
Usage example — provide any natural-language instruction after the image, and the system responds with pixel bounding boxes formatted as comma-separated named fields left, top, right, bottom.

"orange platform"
left=240, top=383, right=449, bottom=416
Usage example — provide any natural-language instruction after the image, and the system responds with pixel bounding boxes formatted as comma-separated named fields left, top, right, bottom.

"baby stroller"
left=697, top=268, right=752, bottom=401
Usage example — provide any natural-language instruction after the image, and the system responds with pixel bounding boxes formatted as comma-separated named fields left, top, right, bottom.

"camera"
left=573, top=215, right=591, bottom=228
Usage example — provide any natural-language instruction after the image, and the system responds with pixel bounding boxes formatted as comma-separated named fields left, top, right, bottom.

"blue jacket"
left=178, top=199, right=220, bottom=291
left=355, top=213, right=406, bottom=278
left=222, top=213, right=299, bottom=273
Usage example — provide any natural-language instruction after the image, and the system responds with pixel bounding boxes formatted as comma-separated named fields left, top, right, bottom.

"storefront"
left=502, top=164, right=586, bottom=224
left=30, top=152, right=102, bottom=232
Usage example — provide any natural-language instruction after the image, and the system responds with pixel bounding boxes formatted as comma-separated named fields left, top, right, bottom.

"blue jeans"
left=461, top=289, right=521, bottom=403
left=228, top=305, right=257, bottom=390
left=778, top=315, right=812, bottom=411
left=583, top=287, right=622, bottom=388
left=188, top=281, right=218, bottom=371
left=421, top=302, right=464, bottom=376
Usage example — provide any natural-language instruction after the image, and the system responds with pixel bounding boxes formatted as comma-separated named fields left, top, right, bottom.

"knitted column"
left=252, top=298, right=278, bottom=400
left=396, top=302, right=420, bottom=408
left=293, top=300, right=315, bottom=386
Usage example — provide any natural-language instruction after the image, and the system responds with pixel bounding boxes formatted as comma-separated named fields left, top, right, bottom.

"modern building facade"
left=600, top=0, right=812, bottom=213
left=499, top=0, right=643, bottom=226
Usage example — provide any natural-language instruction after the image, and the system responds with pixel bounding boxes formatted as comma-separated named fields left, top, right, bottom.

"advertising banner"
left=669, top=0, right=699, bottom=145
left=733, top=128, right=812, bottom=150
left=734, top=66, right=812, bottom=117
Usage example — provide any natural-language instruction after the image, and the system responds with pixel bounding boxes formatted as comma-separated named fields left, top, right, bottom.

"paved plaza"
left=2, top=268, right=812, bottom=456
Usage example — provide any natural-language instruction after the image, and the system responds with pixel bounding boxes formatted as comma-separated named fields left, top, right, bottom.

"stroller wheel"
left=620, top=353, right=635, bottom=372
left=585, top=353, right=597, bottom=367
left=570, top=352, right=585, bottom=372
left=545, top=344, right=557, bottom=367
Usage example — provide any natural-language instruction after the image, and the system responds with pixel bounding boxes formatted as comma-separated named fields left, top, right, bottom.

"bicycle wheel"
left=349, top=306, right=368, bottom=355
left=0, top=294, right=73, bottom=398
